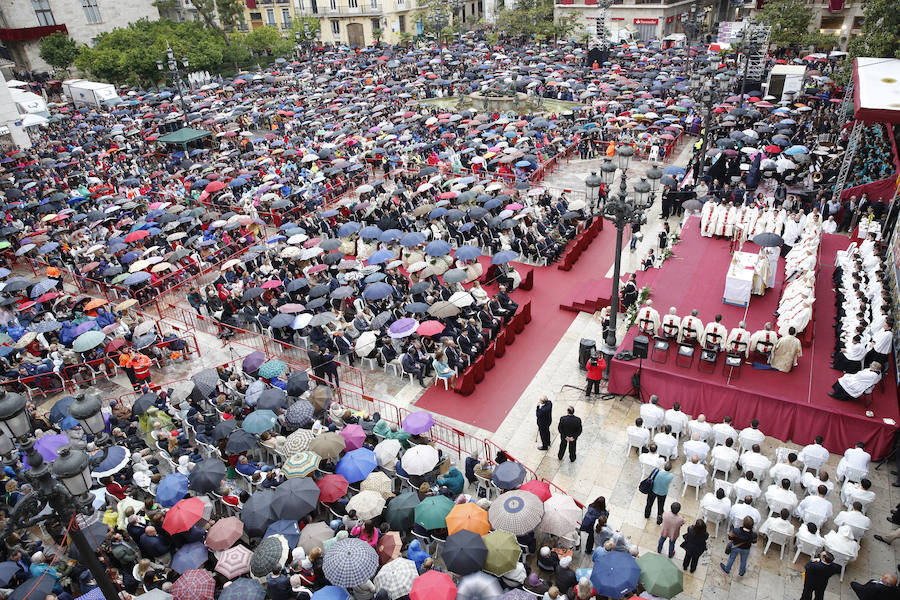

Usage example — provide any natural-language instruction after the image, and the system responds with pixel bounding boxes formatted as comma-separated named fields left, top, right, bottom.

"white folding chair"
left=763, top=529, right=792, bottom=560
left=829, top=548, right=855, bottom=581
left=843, top=521, right=869, bottom=541
left=766, top=497, right=798, bottom=518
left=626, top=431, right=648, bottom=456
left=711, top=455, right=737, bottom=480
left=701, top=506, right=729, bottom=539
left=792, top=537, right=823, bottom=563
left=841, top=465, right=868, bottom=484
left=800, top=454, right=827, bottom=476
left=681, top=471, right=707, bottom=500
left=664, top=415, right=688, bottom=442
left=713, top=479, right=734, bottom=501
left=802, top=509, right=828, bottom=530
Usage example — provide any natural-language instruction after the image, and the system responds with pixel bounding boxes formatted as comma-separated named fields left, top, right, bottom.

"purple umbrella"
left=25, top=434, right=69, bottom=466
left=402, top=411, right=434, bottom=435
left=339, top=424, right=366, bottom=451
left=172, top=542, right=209, bottom=573
left=388, top=318, right=418, bottom=339
left=242, top=351, right=265, bottom=373
left=71, top=321, right=98, bottom=336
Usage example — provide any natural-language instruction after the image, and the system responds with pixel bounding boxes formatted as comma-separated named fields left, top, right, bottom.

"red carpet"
left=609, top=218, right=899, bottom=458
left=414, top=220, right=619, bottom=431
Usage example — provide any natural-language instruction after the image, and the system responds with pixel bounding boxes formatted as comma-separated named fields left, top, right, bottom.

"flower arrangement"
left=624, top=285, right=652, bottom=330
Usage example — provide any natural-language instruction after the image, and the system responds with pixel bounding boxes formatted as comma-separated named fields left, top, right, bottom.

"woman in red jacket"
left=585, top=352, right=606, bottom=397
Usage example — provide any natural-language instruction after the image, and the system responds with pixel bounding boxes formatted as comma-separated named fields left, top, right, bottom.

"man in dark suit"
left=557, top=406, right=582, bottom=462
left=443, top=339, right=466, bottom=372
left=850, top=574, right=898, bottom=600
left=320, top=347, right=339, bottom=388
left=536, top=396, right=552, bottom=451
left=800, top=552, right=841, bottom=600
left=139, top=526, right=171, bottom=561
left=267, top=567, right=293, bottom=600
left=308, top=345, right=327, bottom=382
left=401, top=348, right=426, bottom=387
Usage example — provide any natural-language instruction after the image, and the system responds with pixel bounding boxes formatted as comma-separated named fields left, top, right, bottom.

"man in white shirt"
left=687, top=414, right=713, bottom=443
left=748, top=322, right=779, bottom=357
left=639, top=443, right=666, bottom=472
left=683, top=432, right=710, bottom=463
left=712, top=416, right=738, bottom=446
left=739, top=444, right=772, bottom=481
left=653, top=425, right=678, bottom=459
left=830, top=363, right=882, bottom=401
left=636, top=300, right=660, bottom=335
left=769, top=452, right=802, bottom=488
left=760, top=508, right=796, bottom=538
left=660, top=306, right=681, bottom=338
left=701, top=487, right=732, bottom=517
left=729, top=496, right=761, bottom=530
left=795, top=485, right=834, bottom=523
left=802, top=471, right=834, bottom=496
left=702, top=314, right=728, bottom=350
left=681, top=455, right=708, bottom=485
left=738, top=419, right=765, bottom=452
left=834, top=502, right=871, bottom=538
left=626, top=417, right=650, bottom=450
left=765, top=478, right=799, bottom=514
left=867, top=320, right=893, bottom=366
left=710, top=438, right=740, bottom=474
left=823, top=525, right=859, bottom=560
left=640, top=395, right=665, bottom=432
left=796, top=522, right=826, bottom=552
left=798, top=436, right=830, bottom=473
left=664, top=402, right=689, bottom=437
left=841, top=478, right=875, bottom=508
left=733, top=472, right=761, bottom=502
left=836, top=441, right=871, bottom=482
left=678, top=309, right=704, bottom=343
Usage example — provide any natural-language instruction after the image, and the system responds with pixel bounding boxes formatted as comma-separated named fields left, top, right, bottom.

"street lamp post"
left=585, top=171, right=603, bottom=214
left=0, top=391, right=121, bottom=600
left=157, top=44, right=190, bottom=114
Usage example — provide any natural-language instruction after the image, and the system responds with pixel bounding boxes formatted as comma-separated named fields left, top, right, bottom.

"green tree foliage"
left=848, top=0, right=900, bottom=59
left=291, top=17, right=321, bottom=42
left=495, top=0, right=577, bottom=40
left=242, top=26, right=293, bottom=55
left=756, top=0, right=813, bottom=48
left=39, top=32, right=79, bottom=71
left=75, top=19, right=251, bottom=86
left=192, top=0, right=244, bottom=39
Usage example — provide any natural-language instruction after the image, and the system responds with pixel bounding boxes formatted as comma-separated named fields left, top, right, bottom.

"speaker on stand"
left=627, top=335, right=648, bottom=402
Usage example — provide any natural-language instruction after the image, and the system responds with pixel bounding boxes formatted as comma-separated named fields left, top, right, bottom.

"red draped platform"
left=608, top=218, right=899, bottom=459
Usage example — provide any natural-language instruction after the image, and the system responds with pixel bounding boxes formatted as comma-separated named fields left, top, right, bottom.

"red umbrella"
left=164, top=497, right=206, bottom=534
left=171, top=569, right=215, bottom=600
left=518, top=480, right=552, bottom=502
left=205, top=180, right=227, bottom=193
left=410, top=570, right=457, bottom=600
left=317, top=474, right=349, bottom=503
left=125, top=230, right=150, bottom=243
left=105, top=338, right=127, bottom=353
left=764, top=145, right=782, bottom=154
left=35, top=292, right=59, bottom=303
left=417, top=320, right=445, bottom=337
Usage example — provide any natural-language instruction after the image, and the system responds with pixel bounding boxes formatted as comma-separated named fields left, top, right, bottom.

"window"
left=349, top=0, right=358, bottom=7
left=398, top=15, right=405, bottom=31
left=249, top=11, right=262, bottom=20
left=266, top=8, right=276, bottom=24
left=330, top=0, right=337, bottom=9
left=372, top=18, right=380, bottom=31
left=82, top=0, right=102, bottom=23
left=32, top=0, right=55, bottom=26
left=331, top=20, right=340, bottom=34
left=370, top=0, right=377, bottom=8
left=298, top=0, right=304, bottom=10
left=282, top=8, right=291, bottom=27
left=397, top=0, right=404, bottom=6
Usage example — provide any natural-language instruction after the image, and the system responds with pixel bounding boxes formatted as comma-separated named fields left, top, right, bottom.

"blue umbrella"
left=335, top=448, right=378, bottom=483
left=220, top=579, right=265, bottom=600
left=590, top=551, right=641, bottom=599
left=49, top=396, right=75, bottom=423
left=363, top=281, right=393, bottom=300
left=379, top=229, right=402, bottom=243
left=90, top=446, right=130, bottom=478
left=454, top=245, right=481, bottom=261
left=172, top=542, right=209, bottom=574
left=157, top=473, right=189, bottom=507
left=124, top=271, right=152, bottom=285
left=399, top=232, right=426, bottom=247
left=242, top=409, right=278, bottom=434
left=264, top=520, right=301, bottom=548
left=428, top=207, right=448, bottom=219
left=312, top=587, right=349, bottom=600
left=0, top=562, right=21, bottom=586
left=491, top=251, right=518, bottom=265
left=366, top=250, right=395, bottom=265
left=359, top=226, right=382, bottom=240
left=321, top=538, right=379, bottom=588
left=663, top=165, right=685, bottom=175
left=784, top=145, right=808, bottom=156
left=424, top=240, right=451, bottom=256
left=484, top=199, right=502, bottom=210
left=405, top=302, right=430, bottom=314
left=337, top=222, right=360, bottom=237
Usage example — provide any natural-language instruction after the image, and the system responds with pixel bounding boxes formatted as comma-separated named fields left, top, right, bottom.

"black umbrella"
left=287, top=372, right=310, bottom=396
left=271, top=477, right=320, bottom=520
left=226, top=429, right=258, bottom=454
left=0, top=562, right=21, bottom=587
left=188, top=459, right=226, bottom=493
left=191, top=368, right=219, bottom=398
left=442, top=530, right=488, bottom=575
left=370, top=311, right=392, bottom=329
left=308, top=284, right=329, bottom=298
left=242, top=287, right=264, bottom=301
left=269, top=313, right=295, bottom=328
left=9, top=577, right=54, bottom=600
left=212, top=419, right=238, bottom=441
left=241, top=489, right=277, bottom=537
left=752, top=232, right=783, bottom=247
left=256, top=388, right=287, bottom=410
left=409, top=281, right=431, bottom=294
left=132, top=392, right=158, bottom=416
left=66, top=521, right=109, bottom=560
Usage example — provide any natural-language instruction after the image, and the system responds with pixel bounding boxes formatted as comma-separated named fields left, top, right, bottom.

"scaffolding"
left=831, top=78, right=858, bottom=203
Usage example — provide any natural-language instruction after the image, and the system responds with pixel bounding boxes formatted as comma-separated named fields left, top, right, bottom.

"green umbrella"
left=481, top=530, right=521, bottom=576
left=414, top=495, right=454, bottom=531
left=112, top=273, right=129, bottom=284
left=258, top=359, right=287, bottom=379
left=636, top=552, right=683, bottom=598
left=73, top=330, right=105, bottom=352
left=241, top=410, right=278, bottom=434
left=385, top=491, right=419, bottom=530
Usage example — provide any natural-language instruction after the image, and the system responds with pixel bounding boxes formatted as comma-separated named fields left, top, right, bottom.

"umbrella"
left=242, top=409, right=278, bottom=434
left=206, top=517, right=244, bottom=551
left=298, top=522, right=335, bottom=554
left=360, top=471, right=394, bottom=499
left=410, top=570, right=457, bottom=600
left=73, top=330, right=105, bottom=352
left=29, top=433, right=68, bottom=464
left=285, top=400, right=314, bottom=426
left=752, top=232, right=783, bottom=247
left=212, top=420, right=238, bottom=442
left=242, top=351, right=265, bottom=373
left=540, top=495, right=582, bottom=536
left=226, top=430, right=258, bottom=454
left=456, top=572, right=502, bottom=600
left=66, top=521, right=108, bottom=560
left=401, top=411, right=434, bottom=434
left=219, top=578, right=265, bottom=600
left=388, top=317, right=418, bottom=338
left=164, top=497, right=206, bottom=534
left=90, top=445, right=130, bottom=478
left=376, top=531, right=402, bottom=565
left=171, top=569, right=216, bottom=600
left=0, top=562, right=21, bottom=587
left=492, top=462, right=526, bottom=490
left=255, top=388, right=286, bottom=411
left=271, top=477, right=320, bottom=520
left=312, top=588, right=348, bottom=600
left=189, top=460, right=226, bottom=493
left=322, top=538, right=379, bottom=588
left=415, top=495, right=454, bottom=531
left=309, top=432, right=346, bottom=459
left=385, top=491, right=420, bottom=530
left=373, top=558, right=418, bottom=599
left=590, top=551, right=641, bottom=599
left=336, top=448, right=378, bottom=483
left=346, top=489, right=387, bottom=520
left=488, top=491, right=544, bottom=535
left=401, top=444, right=439, bottom=475
left=317, top=474, right=349, bottom=503
left=374, top=438, right=401, bottom=466
left=283, top=429, right=316, bottom=455
left=135, top=590, right=173, bottom=600
left=636, top=552, right=683, bottom=598
left=258, top=359, right=286, bottom=379
left=282, top=451, right=321, bottom=478
left=482, top=530, right=521, bottom=576
left=518, top=480, right=551, bottom=502
left=191, top=369, right=219, bottom=398
left=9, top=578, right=54, bottom=600
left=338, top=424, right=366, bottom=450
left=287, top=372, right=310, bottom=396
left=265, top=520, right=301, bottom=549
left=446, top=503, right=491, bottom=536
left=157, top=473, right=189, bottom=507
left=491, top=251, right=517, bottom=265
left=250, top=535, right=290, bottom=578
left=173, top=542, right=209, bottom=574
left=240, top=489, right=277, bottom=537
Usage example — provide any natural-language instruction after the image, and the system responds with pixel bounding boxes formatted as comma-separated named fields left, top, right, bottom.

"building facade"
left=241, top=0, right=298, bottom=31
left=749, top=0, right=865, bottom=48
left=0, top=0, right=160, bottom=73
left=554, top=0, right=716, bottom=43
left=156, top=0, right=204, bottom=22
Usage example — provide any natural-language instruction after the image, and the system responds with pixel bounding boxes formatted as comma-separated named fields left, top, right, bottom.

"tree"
left=756, top=0, right=813, bottom=48
left=190, top=0, right=244, bottom=42
left=39, top=32, right=79, bottom=72
left=848, top=0, right=900, bottom=59
left=495, top=0, right=576, bottom=41
left=242, top=26, right=292, bottom=56
left=290, top=17, right=321, bottom=42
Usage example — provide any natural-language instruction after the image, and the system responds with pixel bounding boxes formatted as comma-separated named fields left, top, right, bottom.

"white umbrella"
left=292, top=313, right=313, bottom=329
left=540, top=495, right=582, bottom=537
left=374, top=439, right=401, bottom=466
left=408, top=261, right=428, bottom=273
left=449, top=291, right=474, bottom=308
left=400, top=445, right=439, bottom=476
left=346, top=490, right=387, bottom=520
left=354, top=331, right=377, bottom=358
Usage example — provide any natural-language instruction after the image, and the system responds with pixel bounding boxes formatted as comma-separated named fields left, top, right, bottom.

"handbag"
left=638, top=468, right=659, bottom=494
left=724, top=541, right=732, bottom=555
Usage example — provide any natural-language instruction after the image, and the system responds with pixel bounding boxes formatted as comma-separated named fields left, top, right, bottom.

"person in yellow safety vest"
left=131, top=352, right=153, bottom=391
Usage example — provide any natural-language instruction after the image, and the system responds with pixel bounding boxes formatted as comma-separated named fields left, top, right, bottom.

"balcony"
left=0, top=24, right=67, bottom=42
left=319, top=3, right=382, bottom=16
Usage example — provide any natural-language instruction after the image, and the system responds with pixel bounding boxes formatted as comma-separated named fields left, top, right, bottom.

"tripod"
left=602, top=356, right=646, bottom=402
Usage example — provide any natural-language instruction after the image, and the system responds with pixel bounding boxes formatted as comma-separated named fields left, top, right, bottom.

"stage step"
left=559, top=278, right=613, bottom=313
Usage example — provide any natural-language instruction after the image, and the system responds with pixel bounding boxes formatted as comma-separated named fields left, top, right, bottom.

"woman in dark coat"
left=681, top=519, right=709, bottom=573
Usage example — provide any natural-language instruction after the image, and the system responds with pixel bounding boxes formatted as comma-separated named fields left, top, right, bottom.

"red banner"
left=829, top=0, right=845, bottom=11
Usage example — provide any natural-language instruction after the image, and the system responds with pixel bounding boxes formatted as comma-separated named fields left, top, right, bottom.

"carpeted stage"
left=608, top=218, right=899, bottom=459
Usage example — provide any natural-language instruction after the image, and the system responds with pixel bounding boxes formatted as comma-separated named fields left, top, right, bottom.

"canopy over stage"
left=853, top=57, right=900, bottom=125
left=608, top=218, right=899, bottom=459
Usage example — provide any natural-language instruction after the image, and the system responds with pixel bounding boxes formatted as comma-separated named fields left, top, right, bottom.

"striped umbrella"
left=345, top=490, right=386, bottom=521
left=283, top=429, right=316, bottom=455
left=322, top=538, right=379, bottom=588
left=171, top=569, right=216, bottom=600
left=373, top=558, right=418, bottom=599
left=215, top=545, right=253, bottom=579
left=282, top=451, right=321, bottom=478
left=488, top=491, right=544, bottom=536
left=250, top=535, right=290, bottom=579
left=360, top=471, right=394, bottom=499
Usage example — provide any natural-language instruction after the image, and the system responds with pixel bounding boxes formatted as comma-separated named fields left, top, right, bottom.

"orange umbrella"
left=84, top=298, right=108, bottom=311
left=445, top=502, right=490, bottom=536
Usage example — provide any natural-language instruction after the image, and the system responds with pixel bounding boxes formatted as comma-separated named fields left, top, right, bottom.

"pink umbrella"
left=505, top=203, right=524, bottom=211
left=214, top=544, right=252, bottom=579
left=339, top=424, right=366, bottom=450
left=261, top=279, right=282, bottom=289
left=417, top=320, right=445, bottom=337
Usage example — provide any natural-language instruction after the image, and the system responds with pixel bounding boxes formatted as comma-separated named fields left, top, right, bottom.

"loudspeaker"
left=632, top=335, right=649, bottom=359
